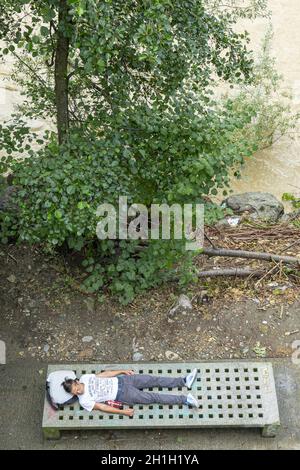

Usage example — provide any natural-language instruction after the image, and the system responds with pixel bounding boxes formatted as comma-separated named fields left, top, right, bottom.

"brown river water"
left=0, top=1, right=299, bottom=203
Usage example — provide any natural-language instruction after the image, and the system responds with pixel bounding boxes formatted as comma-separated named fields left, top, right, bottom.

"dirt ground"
left=1, top=225, right=299, bottom=365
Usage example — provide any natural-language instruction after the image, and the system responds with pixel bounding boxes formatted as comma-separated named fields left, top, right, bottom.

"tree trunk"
left=55, top=0, right=70, bottom=145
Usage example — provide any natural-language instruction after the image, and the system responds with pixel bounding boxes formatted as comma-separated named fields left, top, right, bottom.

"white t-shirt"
left=78, top=374, right=118, bottom=412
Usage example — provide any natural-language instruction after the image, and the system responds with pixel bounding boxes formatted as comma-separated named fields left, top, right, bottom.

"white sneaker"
left=185, top=368, right=197, bottom=389
left=185, top=393, right=199, bottom=408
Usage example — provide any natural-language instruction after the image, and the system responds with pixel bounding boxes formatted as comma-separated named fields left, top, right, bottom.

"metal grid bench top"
left=42, top=362, right=280, bottom=438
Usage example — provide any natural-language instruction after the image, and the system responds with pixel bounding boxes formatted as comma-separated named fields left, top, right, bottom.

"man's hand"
left=94, top=403, right=134, bottom=417
left=122, top=408, right=134, bottom=417
left=122, top=370, right=135, bottom=376
left=93, top=403, right=134, bottom=416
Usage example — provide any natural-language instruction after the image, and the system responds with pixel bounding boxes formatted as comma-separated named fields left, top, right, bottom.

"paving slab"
left=42, top=362, right=280, bottom=438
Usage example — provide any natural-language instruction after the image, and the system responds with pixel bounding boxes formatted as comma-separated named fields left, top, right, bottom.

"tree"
left=1, top=0, right=294, bottom=303
left=0, top=0, right=260, bottom=144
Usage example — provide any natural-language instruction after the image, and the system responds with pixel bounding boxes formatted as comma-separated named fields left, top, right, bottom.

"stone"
left=215, top=216, right=241, bottom=228
left=222, top=192, right=284, bottom=222
left=241, top=347, right=249, bottom=355
left=132, top=352, right=144, bottom=361
left=165, top=350, right=180, bottom=360
left=168, top=294, right=192, bottom=317
left=78, top=348, right=93, bottom=359
left=82, top=336, right=93, bottom=343
left=7, top=274, right=16, bottom=283
left=280, top=208, right=300, bottom=223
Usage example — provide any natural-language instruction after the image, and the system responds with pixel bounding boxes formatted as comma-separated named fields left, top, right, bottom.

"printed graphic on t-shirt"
left=78, top=374, right=118, bottom=411
left=88, top=376, right=115, bottom=401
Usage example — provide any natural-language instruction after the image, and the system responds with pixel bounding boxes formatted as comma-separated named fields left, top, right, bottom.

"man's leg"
left=123, top=374, right=185, bottom=389
left=118, top=384, right=187, bottom=406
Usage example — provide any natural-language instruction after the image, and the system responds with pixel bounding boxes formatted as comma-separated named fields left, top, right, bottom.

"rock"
left=132, top=352, right=144, bottom=361
left=241, top=347, right=249, bottom=355
left=215, top=218, right=231, bottom=229
left=280, top=208, right=300, bottom=223
left=222, top=192, right=284, bottom=222
left=43, top=344, right=50, bottom=353
left=82, top=336, right=93, bottom=343
left=7, top=274, right=16, bottom=283
left=168, top=294, right=192, bottom=317
left=78, top=348, right=93, bottom=359
left=215, top=216, right=241, bottom=228
left=165, top=350, right=180, bottom=360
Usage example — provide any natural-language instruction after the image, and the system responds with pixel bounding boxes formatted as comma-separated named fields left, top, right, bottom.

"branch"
left=11, top=51, right=49, bottom=90
left=202, top=247, right=300, bottom=266
left=45, top=21, right=56, bottom=68
left=67, top=69, right=77, bottom=81
left=197, top=267, right=265, bottom=278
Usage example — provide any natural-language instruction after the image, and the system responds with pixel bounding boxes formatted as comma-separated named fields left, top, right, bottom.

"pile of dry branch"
left=197, top=224, right=300, bottom=284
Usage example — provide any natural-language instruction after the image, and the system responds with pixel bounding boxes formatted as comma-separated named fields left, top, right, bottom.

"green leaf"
left=67, top=185, right=76, bottom=195
left=40, top=26, right=49, bottom=37
left=77, top=201, right=85, bottom=210
left=54, top=210, right=63, bottom=220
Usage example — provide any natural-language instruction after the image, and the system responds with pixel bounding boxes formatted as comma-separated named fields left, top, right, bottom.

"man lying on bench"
left=61, top=368, right=199, bottom=417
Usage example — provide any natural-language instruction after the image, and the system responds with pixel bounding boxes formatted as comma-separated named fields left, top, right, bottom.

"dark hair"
left=61, top=378, right=78, bottom=394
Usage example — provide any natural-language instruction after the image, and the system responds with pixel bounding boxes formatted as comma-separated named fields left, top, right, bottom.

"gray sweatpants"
left=115, top=374, right=187, bottom=405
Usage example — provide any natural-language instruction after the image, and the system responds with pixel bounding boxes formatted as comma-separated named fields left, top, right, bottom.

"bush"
left=1, top=91, right=258, bottom=302
left=1, top=3, right=297, bottom=303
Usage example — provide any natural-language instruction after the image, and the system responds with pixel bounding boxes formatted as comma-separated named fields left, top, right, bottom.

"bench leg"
left=261, top=423, right=280, bottom=438
left=43, top=428, right=61, bottom=440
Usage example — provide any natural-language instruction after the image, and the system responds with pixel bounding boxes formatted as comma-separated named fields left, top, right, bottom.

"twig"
left=7, top=252, right=17, bottom=263
left=204, top=232, right=217, bottom=249
left=278, top=239, right=300, bottom=254
left=254, top=260, right=281, bottom=287
left=287, top=182, right=300, bottom=191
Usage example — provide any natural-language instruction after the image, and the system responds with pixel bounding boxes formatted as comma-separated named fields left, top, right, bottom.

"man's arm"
left=93, top=403, right=134, bottom=416
left=96, top=370, right=134, bottom=378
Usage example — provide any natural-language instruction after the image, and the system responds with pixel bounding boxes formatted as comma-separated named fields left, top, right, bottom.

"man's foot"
left=184, top=368, right=197, bottom=389
left=185, top=393, right=199, bottom=408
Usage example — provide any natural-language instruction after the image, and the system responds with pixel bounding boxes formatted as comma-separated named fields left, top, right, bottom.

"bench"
left=42, top=361, right=280, bottom=439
